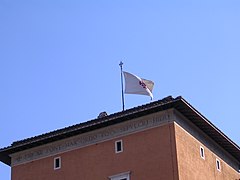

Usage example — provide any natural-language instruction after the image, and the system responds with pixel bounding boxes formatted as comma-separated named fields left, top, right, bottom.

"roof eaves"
left=175, top=97, right=240, bottom=162
left=1, top=96, right=177, bottom=153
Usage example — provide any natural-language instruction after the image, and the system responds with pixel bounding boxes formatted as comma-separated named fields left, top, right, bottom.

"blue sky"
left=1, top=0, right=240, bottom=179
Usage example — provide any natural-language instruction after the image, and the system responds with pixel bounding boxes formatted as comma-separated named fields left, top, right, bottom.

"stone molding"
left=11, top=110, right=174, bottom=167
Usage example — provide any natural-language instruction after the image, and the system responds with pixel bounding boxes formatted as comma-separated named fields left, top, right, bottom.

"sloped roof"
left=0, top=96, right=239, bottom=166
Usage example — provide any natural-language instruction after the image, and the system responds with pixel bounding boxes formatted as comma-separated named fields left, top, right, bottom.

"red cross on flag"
left=123, top=71, right=154, bottom=100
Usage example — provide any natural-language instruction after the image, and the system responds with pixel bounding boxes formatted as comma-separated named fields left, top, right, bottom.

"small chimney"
left=98, top=111, right=108, bottom=118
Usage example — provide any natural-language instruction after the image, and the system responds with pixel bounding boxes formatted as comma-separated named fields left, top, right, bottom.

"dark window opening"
left=200, top=146, right=205, bottom=159
left=115, top=140, right=123, bottom=153
left=54, top=157, right=61, bottom=170
left=216, top=159, right=221, bottom=171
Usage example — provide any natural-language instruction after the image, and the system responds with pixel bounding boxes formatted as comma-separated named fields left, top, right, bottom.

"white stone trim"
left=54, top=156, right=61, bottom=170
left=109, top=171, right=130, bottom=180
left=216, top=158, right=221, bottom=172
left=10, top=110, right=173, bottom=167
left=200, top=146, right=205, bottom=160
left=115, top=140, right=123, bottom=153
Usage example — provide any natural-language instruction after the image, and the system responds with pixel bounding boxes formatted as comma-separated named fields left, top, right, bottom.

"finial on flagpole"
left=119, top=61, right=125, bottom=111
left=119, top=61, right=123, bottom=67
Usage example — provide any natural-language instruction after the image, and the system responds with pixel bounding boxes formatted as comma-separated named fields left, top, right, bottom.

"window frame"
left=115, top=140, right=123, bottom=153
left=109, top=171, right=130, bottom=180
left=54, top=156, right=61, bottom=170
left=216, top=158, right=221, bottom=172
left=200, top=146, right=205, bottom=159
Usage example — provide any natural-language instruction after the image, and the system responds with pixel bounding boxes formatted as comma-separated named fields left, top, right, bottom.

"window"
left=109, top=171, right=130, bottom=180
left=54, top=157, right=61, bottom=170
left=216, top=159, right=221, bottom=171
left=200, top=146, right=205, bottom=159
left=115, top=140, right=123, bottom=153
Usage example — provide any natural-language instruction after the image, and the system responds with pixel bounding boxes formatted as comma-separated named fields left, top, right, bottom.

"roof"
left=0, top=96, right=240, bottom=166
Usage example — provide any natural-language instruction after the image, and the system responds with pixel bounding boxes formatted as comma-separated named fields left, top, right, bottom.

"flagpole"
left=119, top=61, right=125, bottom=111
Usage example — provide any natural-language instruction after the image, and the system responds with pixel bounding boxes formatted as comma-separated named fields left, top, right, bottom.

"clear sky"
left=1, top=0, right=240, bottom=179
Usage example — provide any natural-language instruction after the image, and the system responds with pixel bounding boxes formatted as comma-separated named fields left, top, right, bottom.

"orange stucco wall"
left=174, top=123, right=240, bottom=180
left=12, top=123, right=179, bottom=180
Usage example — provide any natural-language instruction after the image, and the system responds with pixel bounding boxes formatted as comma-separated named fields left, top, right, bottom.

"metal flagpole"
left=119, top=61, right=125, bottom=111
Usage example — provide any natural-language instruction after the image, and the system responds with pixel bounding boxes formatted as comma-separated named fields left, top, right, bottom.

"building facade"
left=0, top=96, right=239, bottom=180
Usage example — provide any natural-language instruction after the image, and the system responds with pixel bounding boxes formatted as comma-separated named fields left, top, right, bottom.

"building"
left=0, top=96, right=239, bottom=180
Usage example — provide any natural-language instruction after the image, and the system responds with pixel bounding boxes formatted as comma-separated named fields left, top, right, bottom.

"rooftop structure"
left=0, top=96, right=239, bottom=180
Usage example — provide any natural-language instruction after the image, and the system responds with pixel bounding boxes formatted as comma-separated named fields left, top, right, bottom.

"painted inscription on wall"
left=11, top=111, right=173, bottom=166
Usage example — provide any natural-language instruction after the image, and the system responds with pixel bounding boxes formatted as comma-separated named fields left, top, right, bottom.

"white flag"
left=123, top=71, right=154, bottom=99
